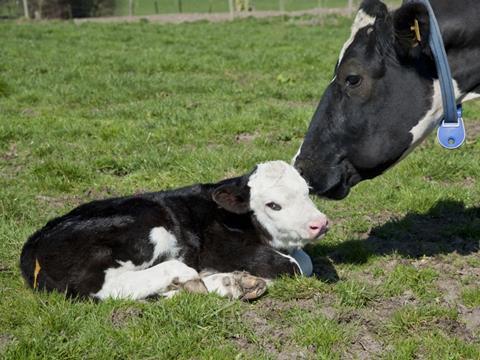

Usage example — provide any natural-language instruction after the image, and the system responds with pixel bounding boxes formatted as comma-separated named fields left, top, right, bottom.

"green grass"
left=462, top=287, right=480, bottom=308
left=0, top=13, right=479, bottom=358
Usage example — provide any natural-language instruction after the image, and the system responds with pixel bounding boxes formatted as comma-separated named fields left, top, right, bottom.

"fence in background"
left=0, top=0, right=401, bottom=20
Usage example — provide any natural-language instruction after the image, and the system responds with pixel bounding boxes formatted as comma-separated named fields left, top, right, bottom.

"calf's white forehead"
left=247, top=161, right=309, bottom=197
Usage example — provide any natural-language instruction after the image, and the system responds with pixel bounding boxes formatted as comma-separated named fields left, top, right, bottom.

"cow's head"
left=294, top=0, right=442, bottom=199
left=213, top=161, right=328, bottom=250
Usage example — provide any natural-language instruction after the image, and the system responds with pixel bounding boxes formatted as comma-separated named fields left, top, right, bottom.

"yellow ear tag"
left=33, top=258, right=41, bottom=290
left=411, top=19, right=422, bottom=43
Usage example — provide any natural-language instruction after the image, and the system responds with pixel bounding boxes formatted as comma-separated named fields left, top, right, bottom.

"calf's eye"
left=266, top=202, right=282, bottom=211
left=345, top=74, right=362, bottom=88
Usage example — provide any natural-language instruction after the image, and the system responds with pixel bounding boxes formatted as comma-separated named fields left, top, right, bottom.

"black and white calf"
left=20, top=161, right=328, bottom=300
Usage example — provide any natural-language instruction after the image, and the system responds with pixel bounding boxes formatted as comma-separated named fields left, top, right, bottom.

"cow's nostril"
left=309, top=225, right=319, bottom=230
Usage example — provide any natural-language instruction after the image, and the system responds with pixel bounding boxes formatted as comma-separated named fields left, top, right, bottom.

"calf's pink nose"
left=308, top=217, right=329, bottom=238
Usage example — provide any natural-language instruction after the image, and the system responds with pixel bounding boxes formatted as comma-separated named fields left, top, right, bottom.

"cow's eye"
left=345, top=74, right=362, bottom=88
left=266, top=202, right=282, bottom=211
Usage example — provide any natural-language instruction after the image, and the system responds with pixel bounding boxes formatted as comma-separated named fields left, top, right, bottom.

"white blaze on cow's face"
left=248, top=161, right=328, bottom=250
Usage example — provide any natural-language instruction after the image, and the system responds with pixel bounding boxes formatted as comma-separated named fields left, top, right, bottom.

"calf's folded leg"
left=93, top=260, right=200, bottom=300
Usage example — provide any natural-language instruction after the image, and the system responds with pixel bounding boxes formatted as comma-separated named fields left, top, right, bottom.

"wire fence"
left=0, top=0, right=401, bottom=20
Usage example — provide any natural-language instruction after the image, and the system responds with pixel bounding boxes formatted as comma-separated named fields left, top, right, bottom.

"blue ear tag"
left=437, top=105, right=466, bottom=149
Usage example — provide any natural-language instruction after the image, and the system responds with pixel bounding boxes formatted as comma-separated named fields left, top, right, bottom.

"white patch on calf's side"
left=93, top=227, right=184, bottom=300
left=337, top=10, right=376, bottom=65
left=149, top=227, right=179, bottom=260
left=248, top=161, right=327, bottom=251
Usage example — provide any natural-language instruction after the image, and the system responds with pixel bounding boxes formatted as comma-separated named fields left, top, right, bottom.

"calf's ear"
left=393, top=2, right=430, bottom=60
left=212, top=184, right=250, bottom=214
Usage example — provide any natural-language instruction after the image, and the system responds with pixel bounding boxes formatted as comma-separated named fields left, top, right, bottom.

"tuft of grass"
left=382, top=264, right=439, bottom=301
left=0, top=78, right=11, bottom=97
left=385, top=333, right=480, bottom=360
left=268, top=275, right=328, bottom=300
left=334, top=279, right=378, bottom=308
left=292, top=311, right=352, bottom=359
left=387, top=305, right=458, bottom=336
left=461, top=286, right=480, bottom=308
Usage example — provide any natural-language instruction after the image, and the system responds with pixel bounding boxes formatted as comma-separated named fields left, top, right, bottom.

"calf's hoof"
left=233, top=272, right=267, bottom=301
left=182, top=279, right=208, bottom=294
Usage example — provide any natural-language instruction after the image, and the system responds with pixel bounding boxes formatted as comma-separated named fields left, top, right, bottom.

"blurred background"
left=0, top=0, right=401, bottom=20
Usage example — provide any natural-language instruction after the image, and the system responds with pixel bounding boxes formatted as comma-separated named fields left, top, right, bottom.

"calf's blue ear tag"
left=437, top=105, right=466, bottom=149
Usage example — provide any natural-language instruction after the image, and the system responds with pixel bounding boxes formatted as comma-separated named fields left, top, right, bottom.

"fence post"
left=279, top=0, right=285, bottom=12
left=348, top=0, right=354, bottom=14
left=154, top=1, right=159, bottom=14
left=228, top=0, right=234, bottom=20
left=128, top=0, right=134, bottom=16
left=177, top=0, right=183, bottom=13
left=22, top=0, right=30, bottom=18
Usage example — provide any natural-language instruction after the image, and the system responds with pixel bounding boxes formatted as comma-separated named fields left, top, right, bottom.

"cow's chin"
left=306, top=176, right=351, bottom=200
left=320, top=181, right=351, bottom=200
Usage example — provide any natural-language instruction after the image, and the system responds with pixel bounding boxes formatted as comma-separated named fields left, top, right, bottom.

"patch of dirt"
left=235, top=132, right=259, bottom=144
left=35, top=195, right=83, bottom=209
left=347, top=328, right=383, bottom=360
left=20, top=108, right=39, bottom=117
left=436, top=278, right=461, bottom=304
left=459, top=307, right=480, bottom=335
left=0, top=263, right=13, bottom=274
left=466, top=119, right=480, bottom=138
left=434, top=318, right=476, bottom=342
left=424, top=175, right=476, bottom=189
left=36, top=186, right=120, bottom=209
left=234, top=297, right=337, bottom=357
left=233, top=308, right=294, bottom=355
left=0, top=334, right=15, bottom=353
left=0, top=143, right=17, bottom=161
left=110, top=307, right=143, bottom=328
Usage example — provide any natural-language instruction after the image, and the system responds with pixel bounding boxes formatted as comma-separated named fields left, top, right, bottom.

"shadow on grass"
left=309, top=200, right=480, bottom=278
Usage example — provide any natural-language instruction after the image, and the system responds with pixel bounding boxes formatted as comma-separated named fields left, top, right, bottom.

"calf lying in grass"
left=20, top=161, right=328, bottom=300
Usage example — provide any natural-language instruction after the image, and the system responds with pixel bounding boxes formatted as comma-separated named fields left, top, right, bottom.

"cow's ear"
left=212, top=184, right=250, bottom=214
left=393, top=2, right=430, bottom=59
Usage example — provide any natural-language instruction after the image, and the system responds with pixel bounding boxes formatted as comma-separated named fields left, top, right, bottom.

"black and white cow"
left=20, top=161, right=328, bottom=300
left=294, top=0, right=480, bottom=199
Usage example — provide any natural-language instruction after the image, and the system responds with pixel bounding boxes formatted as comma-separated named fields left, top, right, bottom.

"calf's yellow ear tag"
left=33, top=258, right=41, bottom=290
left=411, top=19, right=422, bottom=45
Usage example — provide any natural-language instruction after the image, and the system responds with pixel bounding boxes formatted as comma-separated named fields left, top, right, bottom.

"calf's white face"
left=248, top=161, right=328, bottom=250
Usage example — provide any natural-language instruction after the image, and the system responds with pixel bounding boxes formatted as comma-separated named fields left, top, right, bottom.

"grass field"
left=0, top=13, right=479, bottom=359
